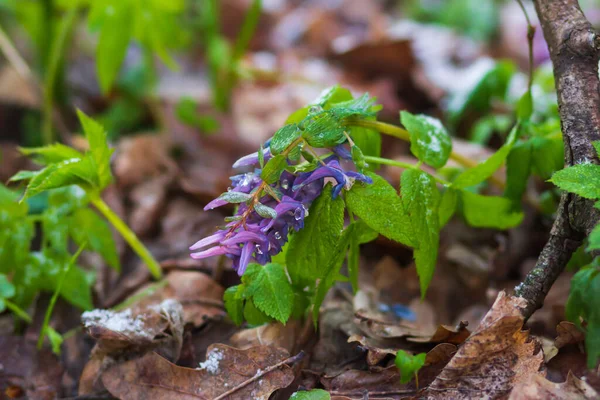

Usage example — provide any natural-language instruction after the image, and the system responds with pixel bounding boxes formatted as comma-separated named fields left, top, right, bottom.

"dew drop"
left=274, top=231, right=282, bottom=240
left=309, top=105, right=322, bottom=114
left=255, top=244, right=263, bottom=255
left=281, top=179, right=289, bottom=190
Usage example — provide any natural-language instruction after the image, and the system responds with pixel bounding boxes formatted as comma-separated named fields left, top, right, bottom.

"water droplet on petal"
left=281, top=179, right=289, bottom=190
left=274, top=231, right=282, bottom=240
left=255, top=244, right=263, bottom=255
left=294, top=207, right=303, bottom=221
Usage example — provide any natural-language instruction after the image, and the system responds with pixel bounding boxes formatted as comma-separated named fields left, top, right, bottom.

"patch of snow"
left=197, top=349, right=224, bottom=374
left=81, top=308, right=147, bottom=337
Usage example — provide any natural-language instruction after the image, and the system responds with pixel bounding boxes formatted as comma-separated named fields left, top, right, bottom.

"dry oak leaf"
left=420, top=292, right=544, bottom=399
left=554, top=321, right=585, bottom=349
left=102, top=344, right=296, bottom=400
left=508, top=371, right=599, bottom=399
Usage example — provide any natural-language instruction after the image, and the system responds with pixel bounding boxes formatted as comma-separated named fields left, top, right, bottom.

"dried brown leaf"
left=508, top=371, right=598, bottom=399
left=421, top=292, right=545, bottom=399
left=102, top=345, right=296, bottom=400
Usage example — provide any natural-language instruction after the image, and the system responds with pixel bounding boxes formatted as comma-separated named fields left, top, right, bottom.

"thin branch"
left=516, top=0, right=600, bottom=319
left=213, top=351, right=305, bottom=400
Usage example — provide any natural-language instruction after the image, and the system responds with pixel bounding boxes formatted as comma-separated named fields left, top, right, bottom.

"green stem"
left=5, top=300, right=32, bottom=323
left=90, top=197, right=162, bottom=279
left=232, top=0, right=262, bottom=61
left=37, top=242, right=85, bottom=349
left=363, top=155, right=450, bottom=185
left=347, top=119, right=505, bottom=188
left=42, top=2, right=80, bottom=144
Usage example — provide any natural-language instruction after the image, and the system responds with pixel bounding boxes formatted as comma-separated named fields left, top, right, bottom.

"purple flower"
left=294, top=159, right=372, bottom=198
left=190, top=142, right=372, bottom=275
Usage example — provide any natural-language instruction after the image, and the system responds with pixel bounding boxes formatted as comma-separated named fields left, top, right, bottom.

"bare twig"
left=515, top=0, right=600, bottom=319
left=213, top=351, right=305, bottom=400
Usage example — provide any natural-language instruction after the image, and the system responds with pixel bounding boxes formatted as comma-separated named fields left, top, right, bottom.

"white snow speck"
left=197, top=349, right=224, bottom=374
left=81, top=308, right=148, bottom=337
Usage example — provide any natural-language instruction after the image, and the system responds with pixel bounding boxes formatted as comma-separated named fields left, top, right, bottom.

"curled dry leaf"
left=421, top=292, right=544, bottom=399
left=554, top=321, right=585, bottom=349
left=102, top=345, right=296, bottom=400
left=321, top=343, right=455, bottom=399
left=79, top=300, right=184, bottom=395
left=132, top=271, right=225, bottom=327
left=229, top=319, right=308, bottom=354
left=508, top=371, right=599, bottom=400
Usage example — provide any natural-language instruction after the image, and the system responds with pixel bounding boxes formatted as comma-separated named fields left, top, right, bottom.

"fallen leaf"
left=555, top=321, right=585, bottom=349
left=103, top=345, right=297, bottom=400
left=230, top=319, right=308, bottom=354
left=508, top=371, right=598, bottom=399
left=420, top=292, right=544, bottom=399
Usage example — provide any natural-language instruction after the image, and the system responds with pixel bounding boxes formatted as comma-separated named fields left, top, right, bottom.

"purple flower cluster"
left=189, top=144, right=372, bottom=275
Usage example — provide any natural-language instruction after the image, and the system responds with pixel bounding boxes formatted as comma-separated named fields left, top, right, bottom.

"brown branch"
left=516, top=0, right=600, bottom=318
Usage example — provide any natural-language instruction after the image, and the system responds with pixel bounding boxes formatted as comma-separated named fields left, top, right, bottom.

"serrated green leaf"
left=460, top=191, right=524, bottom=229
left=218, top=191, right=252, bottom=203
left=313, top=223, right=358, bottom=325
left=350, top=126, right=381, bottom=170
left=22, top=157, right=97, bottom=200
left=287, top=185, right=344, bottom=286
left=0, top=274, right=15, bottom=299
left=270, top=124, right=301, bottom=155
left=438, top=188, right=457, bottom=228
left=247, top=263, right=294, bottom=323
left=290, top=389, right=331, bottom=400
left=224, top=286, right=244, bottom=326
left=452, top=125, right=518, bottom=189
left=76, top=110, right=113, bottom=188
left=254, top=203, right=277, bottom=219
left=345, top=172, right=416, bottom=248
left=69, top=208, right=120, bottom=271
left=19, top=144, right=83, bottom=165
left=243, top=298, right=272, bottom=326
left=261, top=154, right=287, bottom=184
left=400, top=111, right=452, bottom=169
left=96, top=2, right=133, bottom=93
left=504, top=140, right=532, bottom=207
left=0, top=218, right=33, bottom=274
left=401, top=169, right=440, bottom=296
left=550, top=163, right=600, bottom=200
left=395, top=350, right=426, bottom=384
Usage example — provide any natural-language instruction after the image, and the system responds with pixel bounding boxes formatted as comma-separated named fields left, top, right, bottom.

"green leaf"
left=588, top=224, right=600, bottom=252
left=550, top=163, right=600, bottom=200
left=224, top=286, right=244, bottom=326
left=345, top=172, right=416, bottom=248
left=175, top=97, right=219, bottom=133
left=8, top=170, right=38, bottom=182
left=22, top=156, right=98, bottom=200
left=19, top=144, right=83, bottom=165
left=287, top=185, right=344, bottom=285
left=69, top=208, right=120, bottom=271
left=504, top=141, right=532, bottom=207
left=247, top=263, right=294, bottom=323
left=438, top=188, right=458, bottom=228
left=243, top=298, right=272, bottom=326
left=76, top=110, right=113, bottom=189
left=395, top=350, right=426, bottom=384
left=290, top=389, right=331, bottom=400
left=96, top=2, right=133, bottom=94
left=46, top=326, right=63, bottom=355
left=0, top=218, right=34, bottom=274
left=530, top=136, right=564, bottom=180
left=313, top=223, right=358, bottom=325
left=460, top=191, right=524, bottom=229
left=270, top=124, right=301, bottom=155
left=452, top=125, right=518, bottom=189
left=0, top=274, right=15, bottom=299
left=349, top=123, right=381, bottom=170
left=261, top=154, right=288, bottom=184
left=593, top=141, right=600, bottom=157
left=217, top=191, right=252, bottom=203
left=401, top=169, right=440, bottom=296
left=254, top=203, right=277, bottom=219
left=348, top=235, right=359, bottom=293
left=400, top=111, right=452, bottom=168
left=517, top=91, right=533, bottom=120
